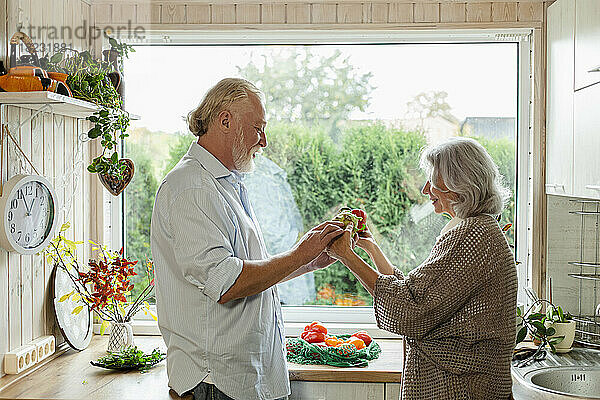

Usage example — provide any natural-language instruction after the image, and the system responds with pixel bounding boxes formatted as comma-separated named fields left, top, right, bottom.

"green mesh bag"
left=286, top=335, right=381, bottom=367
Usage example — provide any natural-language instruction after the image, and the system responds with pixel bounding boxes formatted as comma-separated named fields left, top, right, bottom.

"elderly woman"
left=328, top=137, right=518, bottom=400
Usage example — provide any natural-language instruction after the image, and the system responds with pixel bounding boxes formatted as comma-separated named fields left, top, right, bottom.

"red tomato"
left=351, top=331, right=372, bottom=346
left=351, top=209, right=367, bottom=230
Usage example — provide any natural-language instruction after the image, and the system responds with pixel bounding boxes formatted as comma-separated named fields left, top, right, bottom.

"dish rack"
left=568, top=199, right=600, bottom=347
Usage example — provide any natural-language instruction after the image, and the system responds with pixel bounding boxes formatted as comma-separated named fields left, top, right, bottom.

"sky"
left=123, top=43, right=517, bottom=134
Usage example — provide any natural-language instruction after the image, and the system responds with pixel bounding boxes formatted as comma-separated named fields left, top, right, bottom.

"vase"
left=545, top=320, right=576, bottom=353
left=107, top=322, right=134, bottom=353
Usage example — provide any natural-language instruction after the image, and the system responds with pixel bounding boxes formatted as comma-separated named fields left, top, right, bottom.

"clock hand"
left=23, top=197, right=32, bottom=216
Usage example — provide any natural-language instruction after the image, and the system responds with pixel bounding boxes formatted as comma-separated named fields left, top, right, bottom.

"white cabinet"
left=290, top=382, right=385, bottom=400
left=546, top=0, right=600, bottom=200
left=545, top=0, right=575, bottom=196
left=573, top=82, right=600, bottom=199
left=574, top=0, right=600, bottom=90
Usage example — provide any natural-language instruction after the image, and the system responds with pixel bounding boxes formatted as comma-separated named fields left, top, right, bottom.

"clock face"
left=7, top=179, right=55, bottom=249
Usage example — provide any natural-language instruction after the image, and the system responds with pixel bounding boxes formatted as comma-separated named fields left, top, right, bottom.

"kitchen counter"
left=0, top=335, right=403, bottom=400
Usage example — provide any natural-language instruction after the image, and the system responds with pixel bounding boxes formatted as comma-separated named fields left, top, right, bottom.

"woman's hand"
left=356, top=226, right=376, bottom=252
left=326, top=224, right=355, bottom=262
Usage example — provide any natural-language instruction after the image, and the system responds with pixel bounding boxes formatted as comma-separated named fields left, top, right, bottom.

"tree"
left=236, top=47, right=374, bottom=138
left=125, top=141, right=158, bottom=300
left=405, top=90, right=456, bottom=124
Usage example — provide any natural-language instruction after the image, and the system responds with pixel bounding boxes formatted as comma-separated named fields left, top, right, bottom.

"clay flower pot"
left=545, top=320, right=576, bottom=353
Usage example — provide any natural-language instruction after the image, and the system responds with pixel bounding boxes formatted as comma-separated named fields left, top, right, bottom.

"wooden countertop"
left=0, top=336, right=403, bottom=400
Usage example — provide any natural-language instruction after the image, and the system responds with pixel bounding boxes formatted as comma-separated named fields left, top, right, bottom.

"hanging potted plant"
left=37, top=38, right=136, bottom=194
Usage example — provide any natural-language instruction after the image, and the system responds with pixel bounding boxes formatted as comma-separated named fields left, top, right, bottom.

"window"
left=119, top=31, right=529, bottom=330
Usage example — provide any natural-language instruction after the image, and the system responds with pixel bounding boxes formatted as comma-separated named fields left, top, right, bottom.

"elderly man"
left=150, top=78, right=343, bottom=400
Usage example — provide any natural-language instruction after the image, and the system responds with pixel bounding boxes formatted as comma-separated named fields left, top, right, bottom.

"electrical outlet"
left=3, top=344, right=36, bottom=374
left=31, top=335, right=55, bottom=363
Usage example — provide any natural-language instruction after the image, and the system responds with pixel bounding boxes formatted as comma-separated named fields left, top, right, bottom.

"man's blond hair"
left=187, top=78, right=263, bottom=137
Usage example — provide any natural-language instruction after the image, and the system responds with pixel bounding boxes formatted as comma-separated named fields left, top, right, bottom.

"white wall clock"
left=0, top=174, right=58, bottom=254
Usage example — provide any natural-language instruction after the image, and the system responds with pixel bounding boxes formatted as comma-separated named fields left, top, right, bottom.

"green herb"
left=91, top=346, right=166, bottom=371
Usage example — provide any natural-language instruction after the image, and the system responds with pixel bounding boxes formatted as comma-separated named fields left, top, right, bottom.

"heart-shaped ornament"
left=98, top=158, right=135, bottom=196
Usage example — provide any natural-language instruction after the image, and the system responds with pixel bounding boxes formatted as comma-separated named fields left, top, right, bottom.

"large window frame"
left=102, top=29, right=533, bottom=337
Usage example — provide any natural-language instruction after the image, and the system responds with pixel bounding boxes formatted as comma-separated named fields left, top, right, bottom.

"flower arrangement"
left=44, top=223, right=156, bottom=334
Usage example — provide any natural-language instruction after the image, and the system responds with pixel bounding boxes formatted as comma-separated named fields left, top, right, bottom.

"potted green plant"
left=514, top=299, right=574, bottom=366
left=544, top=304, right=575, bottom=353
left=38, top=38, right=135, bottom=184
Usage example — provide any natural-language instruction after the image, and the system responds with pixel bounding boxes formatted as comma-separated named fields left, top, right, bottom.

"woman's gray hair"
left=187, top=78, right=263, bottom=137
left=419, top=137, right=511, bottom=218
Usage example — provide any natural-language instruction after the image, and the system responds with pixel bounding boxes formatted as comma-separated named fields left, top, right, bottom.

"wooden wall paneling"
left=388, top=3, right=413, bottom=23
left=466, top=2, right=492, bottom=22
left=31, top=111, right=45, bottom=340
left=64, top=118, right=74, bottom=230
left=211, top=4, right=236, bottom=24
left=440, top=2, right=466, bottom=23
left=64, top=0, right=75, bottom=52
left=414, top=2, right=439, bottom=23
left=362, top=3, right=373, bottom=24
left=88, top=140, right=104, bottom=248
left=136, top=3, right=161, bottom=24
left=518, top=1, right=544, bottom=22
left=73, top=0, right=84, bottom=52
left=0, top=106, right=13, bottom=375
left=337, top=3, right=362, bottom=24
left=81, top=121, right=90, bottom=270
left=287, top=3, right=310, bottom=24
left=237, top=4, right=261, bottom=24
left=93, top=2, right=111, bottom=24
left=186, top=4, right=210, bottom=24
left=0, top=117, right=7, bottom=376
left=19, top=109, right=33, bottom=346
left=82, top=1, right=92, bottom=51
left=531, top=26, right=547, bottom=301
left=111, top=2, right=136, bottom=25
left=42, top=111, right=54, bottom=337
left=29, top=0, right=43, bottom=47
left=162, top=3, right=185, bottom=24
left=371, top=3, right=389, bottom=24
left=492, top=2, right=518, bottom=22
left=7, top=106, right=22, bottom=352
left=261, top=3, right=286, bottom=24
left=53, top=114, right=66, bottom=345
left=72, top=120, right=83, bottom=296
left=312, top=3, right=337, bottom=24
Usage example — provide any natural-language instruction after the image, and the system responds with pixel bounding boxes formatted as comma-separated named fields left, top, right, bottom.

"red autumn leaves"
left=76, top=248, right=151, bottom=311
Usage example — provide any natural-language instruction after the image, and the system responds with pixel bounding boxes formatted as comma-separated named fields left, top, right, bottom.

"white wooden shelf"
left=0, top=91, right=140, bottom=120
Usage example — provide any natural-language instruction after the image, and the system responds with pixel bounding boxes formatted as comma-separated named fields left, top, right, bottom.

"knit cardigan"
left=374, top=214, right=518, bottom=400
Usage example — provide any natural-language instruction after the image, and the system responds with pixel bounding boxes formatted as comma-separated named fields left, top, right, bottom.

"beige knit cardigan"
left=374, top=214, right=518, bottom=400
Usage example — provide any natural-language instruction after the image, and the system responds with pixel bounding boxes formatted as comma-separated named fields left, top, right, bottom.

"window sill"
left=93, top=321, right=401, bottom=339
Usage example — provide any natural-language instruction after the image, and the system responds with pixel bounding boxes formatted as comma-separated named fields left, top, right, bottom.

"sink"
left=520, top=366, right=600, bottom=399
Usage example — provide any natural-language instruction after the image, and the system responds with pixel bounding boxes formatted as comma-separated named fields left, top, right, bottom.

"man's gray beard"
left=232, top=129, right=255, bottom=173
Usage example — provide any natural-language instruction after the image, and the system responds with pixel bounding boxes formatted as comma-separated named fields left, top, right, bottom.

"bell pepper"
left=303, top=321, right=327, bottom=335
left=346, top=336, right=366, bottom=350
left=324, top=336, right=344, bottom=347
left=301, top=330, right=326, bottom=343
left=351, top=331, right=372, bottom=346
left=351, top=209, right=367, bottom=231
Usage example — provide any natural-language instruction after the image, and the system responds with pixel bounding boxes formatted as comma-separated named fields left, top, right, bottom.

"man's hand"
left=292, top=221, right=345, bottom=266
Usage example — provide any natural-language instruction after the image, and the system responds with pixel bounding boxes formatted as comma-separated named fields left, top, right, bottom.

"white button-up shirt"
left=150, top=142, right=289, bottom=400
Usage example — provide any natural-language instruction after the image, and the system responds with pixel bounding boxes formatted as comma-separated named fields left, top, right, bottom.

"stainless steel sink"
left=515, top=366, right=600, bottom=399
